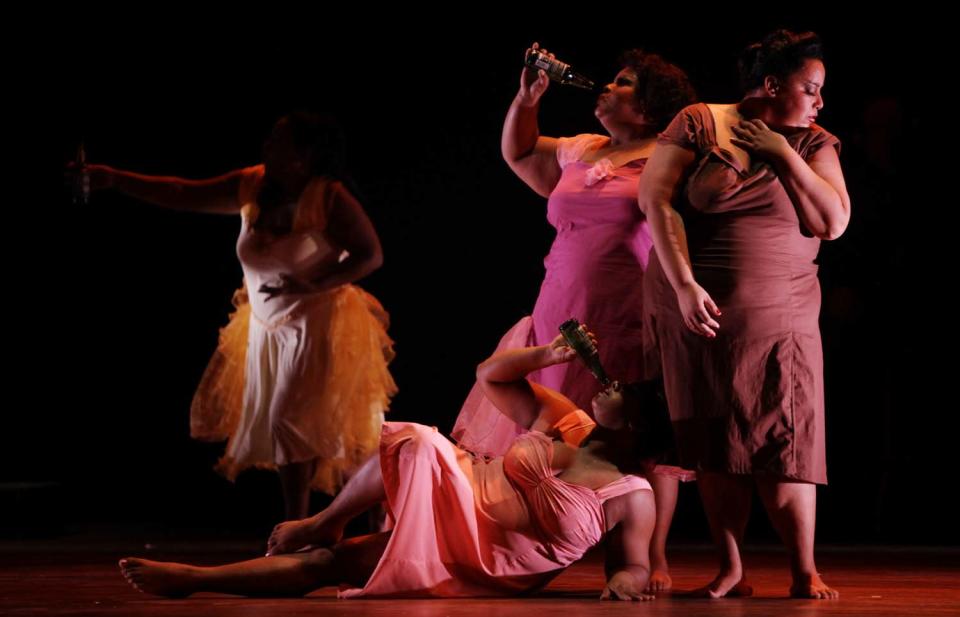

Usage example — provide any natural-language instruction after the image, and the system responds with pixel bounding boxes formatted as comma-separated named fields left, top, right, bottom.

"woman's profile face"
left=595, top=68, right=649, bottom=130
left=769, top=58, right=825, bottom=128
left=592, top=382, right=625, bottom=430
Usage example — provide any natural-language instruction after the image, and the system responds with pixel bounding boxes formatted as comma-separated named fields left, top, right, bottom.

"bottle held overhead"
left=525, top=49, right=596, bottom=91
left=559, top=318, right=610, bottom=385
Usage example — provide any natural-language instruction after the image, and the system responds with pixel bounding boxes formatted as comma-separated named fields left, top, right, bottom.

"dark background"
left=9, top=12, right=949, bottom=547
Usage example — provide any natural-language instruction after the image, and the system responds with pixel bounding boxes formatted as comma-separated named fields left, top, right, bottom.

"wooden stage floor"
left=3, top=541, right=957, bottom=616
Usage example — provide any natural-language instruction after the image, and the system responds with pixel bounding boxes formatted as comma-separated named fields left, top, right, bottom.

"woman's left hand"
left=730, top=119, right=791, bottom=160
left=259, top=274, right=317, bottom=301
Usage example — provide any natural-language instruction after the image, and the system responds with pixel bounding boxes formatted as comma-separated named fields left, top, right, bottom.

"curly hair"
left=618, top=50, right=697, bottom=132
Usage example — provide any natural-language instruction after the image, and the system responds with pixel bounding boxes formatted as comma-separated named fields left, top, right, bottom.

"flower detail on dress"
left=584, top=158, right=615, bottom=186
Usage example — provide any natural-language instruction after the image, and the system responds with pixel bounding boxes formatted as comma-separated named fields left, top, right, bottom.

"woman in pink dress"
left=453, top=44, right=695, bottom=593
left=638, top=30, right=850, bottom=599
left=81, top=113, right=398, bottom=521
left=118, top=334, right=668, bottom=601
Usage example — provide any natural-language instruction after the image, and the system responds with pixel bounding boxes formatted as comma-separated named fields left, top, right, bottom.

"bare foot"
left=644, top=569, right=673, bottom=594
left=119, top=558, right=198, bottom=598
left=790, top=572, right=839, bottom=599
left=691, top=570, right=753, bottom=598
left=266, top=512, right=344, bottom=556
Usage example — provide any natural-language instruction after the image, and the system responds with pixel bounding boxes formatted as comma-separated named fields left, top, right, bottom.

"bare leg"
left=119, top=532, right=391, bottom=598
left=693, top=471, right=754, bottom=598
left=269, top=452, right=385, bottom=555
left=646, top=472, right=678, bottom=594
left=119, top=550, right=334, bottom=598
left=756, top=477, right=838, bottom=599
left=278, top=458, right=317, bottom=521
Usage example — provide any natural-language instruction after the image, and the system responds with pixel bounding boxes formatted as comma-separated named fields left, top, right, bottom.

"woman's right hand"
left=517, top=42, right=551, bottom=107
left=544, top=334, right=577, bottom=365
left=676, top=282, right=721, bottom=338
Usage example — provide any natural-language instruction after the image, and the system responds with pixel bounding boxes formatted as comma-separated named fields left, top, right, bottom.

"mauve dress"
left=644, top=103, right=841, bottom=484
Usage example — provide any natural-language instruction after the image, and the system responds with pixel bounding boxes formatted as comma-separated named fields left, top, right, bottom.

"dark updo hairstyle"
left=737, top=29, right=823, bottom=94
left=589, top=379, right=674, bottom=476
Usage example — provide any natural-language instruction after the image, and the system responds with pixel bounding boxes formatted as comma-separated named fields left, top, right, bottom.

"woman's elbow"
left=819, top=202, right=851, bottom=241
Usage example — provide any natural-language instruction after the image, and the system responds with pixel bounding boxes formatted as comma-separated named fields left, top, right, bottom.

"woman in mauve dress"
left=638, top=30, right=850, bottom=599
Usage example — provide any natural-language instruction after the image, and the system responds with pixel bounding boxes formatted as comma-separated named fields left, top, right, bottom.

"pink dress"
left=453, top=134, right=654, bottom=457
left=340, top=419, right=651, bottom=598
